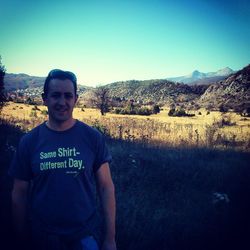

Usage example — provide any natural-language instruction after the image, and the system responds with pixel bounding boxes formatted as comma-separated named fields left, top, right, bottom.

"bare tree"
left=0, top=56, right=6, bottom=112
left=91, top=86, right=110, bottom=115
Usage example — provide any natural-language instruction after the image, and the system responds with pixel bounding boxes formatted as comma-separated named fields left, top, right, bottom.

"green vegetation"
left=109, top=139, right=250, bottom=250
left=90, top=86, right=111, bottom=115
left=168, top=107, right=195, bottom=117
left=113, top=103, right=161, bottom=116
left=0, top=56, right=6, bottom=112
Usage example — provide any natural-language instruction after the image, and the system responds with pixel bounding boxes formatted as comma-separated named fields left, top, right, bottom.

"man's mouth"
left=56, top=109, right=68, bottom=113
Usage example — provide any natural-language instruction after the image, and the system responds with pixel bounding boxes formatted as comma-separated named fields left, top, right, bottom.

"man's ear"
left=42, top=93, right=47, bottom=106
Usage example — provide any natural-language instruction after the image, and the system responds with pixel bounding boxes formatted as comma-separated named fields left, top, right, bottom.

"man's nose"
left=58, top=96, right=66, bottom=105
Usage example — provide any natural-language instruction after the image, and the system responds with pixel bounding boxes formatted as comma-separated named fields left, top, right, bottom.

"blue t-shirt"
left=9, top=120, right=112, bottom=237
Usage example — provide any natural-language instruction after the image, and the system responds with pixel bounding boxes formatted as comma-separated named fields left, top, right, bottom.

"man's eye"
left=65, top=94, right=73, bottom=99
left=51, top=94, right=60, bottom=98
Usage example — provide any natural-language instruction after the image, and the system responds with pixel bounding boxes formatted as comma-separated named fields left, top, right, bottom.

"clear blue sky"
left=1, top=0, right=249, bottom=86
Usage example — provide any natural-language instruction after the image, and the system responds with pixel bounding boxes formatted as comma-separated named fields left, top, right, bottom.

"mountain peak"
left=216, top=67, right=234, bottom=76
left=167, top=67, right=235, bottom=84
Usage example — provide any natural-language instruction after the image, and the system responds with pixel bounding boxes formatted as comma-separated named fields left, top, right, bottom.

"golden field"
left=1, top=102, right=250, bottom=150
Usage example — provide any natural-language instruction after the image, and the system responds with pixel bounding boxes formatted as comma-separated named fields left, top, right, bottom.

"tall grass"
left=1, top=112, right=250, bottom=249
left=82, top=116, right=250, bottom=151
left=108, top=139, right=250, bottom=250
left=1, top=103, right=250, bottom=151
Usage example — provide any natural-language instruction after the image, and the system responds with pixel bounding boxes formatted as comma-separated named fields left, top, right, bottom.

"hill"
left=3, top=65, right=250, bottom=111
left=198, top=64, right=250, bottom=111
left=4, top=73, right=45, bottom=91
left=4, top=73, right=92, bottom=92
left=84, top=79, right=209, bottom=106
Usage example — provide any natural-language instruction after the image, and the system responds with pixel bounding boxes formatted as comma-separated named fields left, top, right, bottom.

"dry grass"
left=1, top=110, right=250, bottom=250
left=1, top=102, right=250, bottom=150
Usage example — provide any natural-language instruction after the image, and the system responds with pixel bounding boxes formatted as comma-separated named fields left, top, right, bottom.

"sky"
left=1, top=0, right=250, bottom=86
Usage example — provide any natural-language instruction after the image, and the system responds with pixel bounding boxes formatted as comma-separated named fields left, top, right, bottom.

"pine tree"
left=0, top=56, right=6, bottom=112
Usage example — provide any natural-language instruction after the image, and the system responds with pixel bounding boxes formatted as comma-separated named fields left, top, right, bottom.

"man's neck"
left=46, top=118, right=76, bottom=131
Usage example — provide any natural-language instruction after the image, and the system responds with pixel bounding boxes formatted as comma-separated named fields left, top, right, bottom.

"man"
left=9, top=69, right=116, bottom=250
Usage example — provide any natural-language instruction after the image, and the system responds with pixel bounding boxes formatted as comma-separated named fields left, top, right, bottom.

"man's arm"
left=95, top=162, right=116, bottom=250
left=11, top=179, right=30, bottom=245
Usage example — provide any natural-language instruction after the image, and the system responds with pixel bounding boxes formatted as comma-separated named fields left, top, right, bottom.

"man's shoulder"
left=20, top=122, right=44, bottom=143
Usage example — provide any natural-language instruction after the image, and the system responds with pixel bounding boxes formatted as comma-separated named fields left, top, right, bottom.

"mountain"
left=4, top=65, right=249, bottom=111
left=197, top=65, right=250, bottom=111
left=167, top=67, right=235, bottom=85
left=4, top=73, right=45, bottom=91
left=4, top=73, right=92, bottom=92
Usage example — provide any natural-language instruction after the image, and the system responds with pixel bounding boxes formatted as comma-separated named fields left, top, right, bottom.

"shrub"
left=219, top=105, right=228, bottom=113
left=92, top=119, right=110, bottom=137
left=135, top=107, right=152, bottom=116
left=241, top=108, right=250, bottom=117
left=168, top=108, right=176, bottom=116
left=114, top=106, right=153, bottom=116
left=168, top=108, right=195, bottom=117
left=153, top=105, right=160, bottom=114
left=32, top=105, right=40, bottom=111
left=41, top=110, right=48, bottom=116
left=30, top=110, right=37, bottom=118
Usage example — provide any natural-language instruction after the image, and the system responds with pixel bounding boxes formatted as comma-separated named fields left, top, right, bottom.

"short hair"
left=43, top=69, right=77, bottom=97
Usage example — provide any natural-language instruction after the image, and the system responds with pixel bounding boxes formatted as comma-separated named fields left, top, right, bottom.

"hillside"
left=84, top=79, right=209, bottom=105
left=4, top=73, right=92, bottom=92
left=4, top=73, right=45, bottom=91
left=198, top=64, right=250, bottom=111
left=3, top=65, right=250, bottom=110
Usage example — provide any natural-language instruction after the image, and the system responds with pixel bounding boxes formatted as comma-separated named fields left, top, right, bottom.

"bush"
left=30, top=110, right=37, bottom=118
left=219, top=105, right=228, bottom=113
left=32, top=105, right=40, bottom=111
left=241, top=108, right=250, bottom=117
left=92, top=119, right=110, bottom=137
left=168, top=108, right=195, bottom=117
left=153, top=105, right=160, bottom=114
left=135, top=107, right=152, bottom=116
left=168, top=108, right=176, bottom=116
left=114, top=106, right=153, bottom=116
left=41, top=110, right=48, bottom=116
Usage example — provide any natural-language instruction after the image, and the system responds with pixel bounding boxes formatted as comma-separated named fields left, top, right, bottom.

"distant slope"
left=4, top=65, right=249, bottom=111
left=4, top=73, right=45, bottom=91
left=85, top=79, right=209, bottom=105
left=197, top=65, right=250, bottom=110
left=4, top=73, right=92, bottom=93
left=167, top=67, right=235, bottom=85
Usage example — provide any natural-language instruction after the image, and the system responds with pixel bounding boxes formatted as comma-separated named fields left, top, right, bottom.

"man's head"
left=42, top=69, right=78, bottom=124
left=43, top=69, right=77, bottom=97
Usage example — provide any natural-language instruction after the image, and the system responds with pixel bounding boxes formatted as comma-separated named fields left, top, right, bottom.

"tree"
left=91, top=86, right=110, bottom=115
left=0, top=56, right=6, bottom=112
left=153, top=104, right=160, bottom=114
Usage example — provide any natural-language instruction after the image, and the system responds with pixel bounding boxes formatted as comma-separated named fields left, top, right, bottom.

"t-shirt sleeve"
left=93, top=133, right=112, bottom=172
left=8, top=135, right=33, bottom=181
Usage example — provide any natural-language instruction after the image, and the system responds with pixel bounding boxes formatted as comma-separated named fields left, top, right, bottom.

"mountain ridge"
left=4, top=65, right=250, bottom=112
left=167, top=67, right=235, bottom=84
left=197, top=64, right=250, bottom=111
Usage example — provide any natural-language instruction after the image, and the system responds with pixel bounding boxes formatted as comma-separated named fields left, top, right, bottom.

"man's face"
left=43, top=79, right=78, bottom=123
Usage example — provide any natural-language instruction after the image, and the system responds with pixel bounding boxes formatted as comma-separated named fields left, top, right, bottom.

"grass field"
left=1, top=101, right=250, bottom=249
left=1, top=102, right=250, bottom=151
left=1, top=118, right=250, bottom=250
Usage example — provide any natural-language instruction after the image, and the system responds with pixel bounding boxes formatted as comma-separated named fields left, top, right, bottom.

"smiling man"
left=9, top=69, right=116, bottom=250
